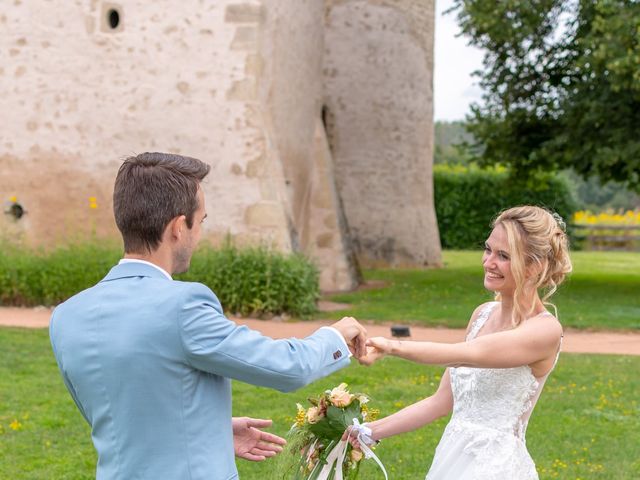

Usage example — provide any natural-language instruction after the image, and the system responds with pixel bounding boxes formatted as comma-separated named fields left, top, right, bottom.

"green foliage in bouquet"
left=273, top=383, right=380, bottom=480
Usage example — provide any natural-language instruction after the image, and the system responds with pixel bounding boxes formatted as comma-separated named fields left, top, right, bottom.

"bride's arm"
left=365, top=368, right=453, bottom=442
left=366, top=314, right=562, bottom=369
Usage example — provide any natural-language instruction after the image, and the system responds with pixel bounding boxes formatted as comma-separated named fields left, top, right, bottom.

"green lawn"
left=321, top=251, right=640, bottom=330
left=1, top=328, right=638, bottom=479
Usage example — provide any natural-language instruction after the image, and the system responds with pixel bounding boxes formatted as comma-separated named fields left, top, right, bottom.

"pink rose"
left=306, top=406, right=323, bottom=424
left=329, top=383, right=354, bottom=408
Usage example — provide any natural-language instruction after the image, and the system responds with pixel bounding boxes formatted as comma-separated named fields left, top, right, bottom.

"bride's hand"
left=358, top=337, right=392, bottom=366
left=341, top=425, right=362, bottom=450
left=368, top=336, right=393, bottom=353
left=358, top=346, right=384, bottom=366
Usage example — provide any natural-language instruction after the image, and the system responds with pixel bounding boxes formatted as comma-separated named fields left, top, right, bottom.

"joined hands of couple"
left=331, top=316, right=395, bottom=366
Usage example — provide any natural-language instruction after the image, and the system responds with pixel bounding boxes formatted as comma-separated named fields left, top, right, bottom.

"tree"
left=434, top=121, right=474, bottom=164
left=452, top=0, right=640, bottom=190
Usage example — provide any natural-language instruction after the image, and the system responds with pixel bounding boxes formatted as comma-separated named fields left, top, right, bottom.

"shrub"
left=0, top=242, right=121, bottom=307
left=434, top=165, right=577, bottom=249
left=574, top=210, right=640, bottom=226
left=0, top=241, right=319, bottom=318
left=179, top=243, right=319, bottom=319
left=572, top=209, right=640, bottom=251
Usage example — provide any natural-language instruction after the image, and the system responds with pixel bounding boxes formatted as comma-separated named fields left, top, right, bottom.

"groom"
left=50, top=152, right=367, bottom=480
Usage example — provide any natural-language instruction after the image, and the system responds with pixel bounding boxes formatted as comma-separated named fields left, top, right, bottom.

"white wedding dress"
left=426, top=302, right=559, bottom=480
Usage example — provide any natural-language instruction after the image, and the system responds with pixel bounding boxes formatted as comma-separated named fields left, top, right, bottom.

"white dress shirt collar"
left=118, top=259, right=172, bottom=280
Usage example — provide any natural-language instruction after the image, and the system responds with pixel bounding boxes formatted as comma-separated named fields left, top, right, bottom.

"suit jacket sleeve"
left=50, top=310, right=91, bottom=425
left=177, top=283, right=350, bottom=392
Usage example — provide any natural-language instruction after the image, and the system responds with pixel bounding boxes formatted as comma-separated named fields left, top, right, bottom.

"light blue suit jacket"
left=49, top=262, right=350, bottom=480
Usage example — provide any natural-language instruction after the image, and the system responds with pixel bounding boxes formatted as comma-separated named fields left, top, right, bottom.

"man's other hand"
left=232, top=417, right=286, bottom=462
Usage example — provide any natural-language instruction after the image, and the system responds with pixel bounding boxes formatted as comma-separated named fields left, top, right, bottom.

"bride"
left=350, top=205, right=572, bottom=479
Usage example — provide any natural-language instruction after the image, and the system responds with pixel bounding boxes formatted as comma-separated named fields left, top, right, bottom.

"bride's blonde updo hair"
left=492, top=205, right=573, bottom=326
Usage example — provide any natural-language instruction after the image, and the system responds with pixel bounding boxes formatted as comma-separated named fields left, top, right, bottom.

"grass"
left=321, top=251, right=640, bottom=330
left=1, top=327, right=639, bottom=479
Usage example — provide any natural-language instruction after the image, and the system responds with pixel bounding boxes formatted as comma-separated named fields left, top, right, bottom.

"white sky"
left=434, top=0, right=485, bottom=121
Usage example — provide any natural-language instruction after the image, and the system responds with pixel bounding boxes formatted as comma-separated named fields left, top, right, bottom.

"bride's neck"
left=499, top=291, right=545, bottom=325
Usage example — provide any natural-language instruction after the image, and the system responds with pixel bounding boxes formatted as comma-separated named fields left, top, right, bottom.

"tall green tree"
left=453, top=0, right=640, bottom=190
left=434, top=121, right=474, bottom=164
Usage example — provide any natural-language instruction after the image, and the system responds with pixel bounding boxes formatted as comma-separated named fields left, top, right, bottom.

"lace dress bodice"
left=426, top=302, right=559, bottom=480
left=450, top=303, right=543, bottom=440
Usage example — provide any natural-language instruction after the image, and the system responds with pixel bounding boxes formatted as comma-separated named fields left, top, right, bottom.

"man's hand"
left=331, top=316, right=367, bottom=358
left=232, top=417, right=286, bottom=462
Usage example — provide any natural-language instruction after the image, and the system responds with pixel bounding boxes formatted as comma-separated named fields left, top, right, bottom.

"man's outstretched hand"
left=232, top=417, right=286, bottom=462
left=331, top=316, right=368, bottom=358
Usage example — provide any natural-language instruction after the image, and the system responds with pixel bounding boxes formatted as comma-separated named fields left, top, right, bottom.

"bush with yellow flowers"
left=573, top=210, right=640, bottom=226
left=573, top=210, right=640, bottom=250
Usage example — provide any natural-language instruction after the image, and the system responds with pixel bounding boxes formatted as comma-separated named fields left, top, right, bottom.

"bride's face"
left=482, top=225, right=516, bottom=295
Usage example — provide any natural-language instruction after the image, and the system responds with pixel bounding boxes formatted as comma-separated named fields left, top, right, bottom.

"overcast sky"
left=434, top=0, right=485, bottom=122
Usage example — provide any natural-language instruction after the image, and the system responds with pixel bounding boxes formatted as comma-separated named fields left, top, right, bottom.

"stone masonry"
left=0, top=0, right=440, bottom=291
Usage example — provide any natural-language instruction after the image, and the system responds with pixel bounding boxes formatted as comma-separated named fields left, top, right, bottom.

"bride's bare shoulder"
left=522, top=311, right=563, bottom=339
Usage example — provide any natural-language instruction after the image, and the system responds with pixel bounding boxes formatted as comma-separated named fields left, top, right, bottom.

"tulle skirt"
left=425, top=420, right=538, bottom=480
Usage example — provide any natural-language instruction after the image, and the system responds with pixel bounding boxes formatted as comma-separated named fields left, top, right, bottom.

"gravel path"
left=2, top=307, right=639, bottom=356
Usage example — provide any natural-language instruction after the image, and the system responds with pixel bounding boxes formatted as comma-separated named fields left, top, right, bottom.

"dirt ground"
left=2, top=306, right=639, bottom=356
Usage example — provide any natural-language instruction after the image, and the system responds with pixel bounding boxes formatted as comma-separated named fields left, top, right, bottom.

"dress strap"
left=552, top=334, right=563, bottom=368
left=466, top=302, right=498, bottom=341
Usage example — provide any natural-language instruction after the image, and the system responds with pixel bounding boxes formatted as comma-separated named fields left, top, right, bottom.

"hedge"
left=178, top=243, right=319, bottom=318
left=434, top=165, right=577, bottom=249
left=0, top=241, right=319, bottom=318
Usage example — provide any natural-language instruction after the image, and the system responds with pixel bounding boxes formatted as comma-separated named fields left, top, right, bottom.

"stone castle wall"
left=324, top=0, right=441, bottom=267
left=0, top=0, right=439, bottom=291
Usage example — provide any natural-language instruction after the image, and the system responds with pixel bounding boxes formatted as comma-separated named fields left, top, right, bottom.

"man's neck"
left=124, top=250, right=173, bottom=276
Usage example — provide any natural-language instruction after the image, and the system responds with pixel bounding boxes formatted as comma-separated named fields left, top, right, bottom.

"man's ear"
left=168, top=215, right=187, bottom=241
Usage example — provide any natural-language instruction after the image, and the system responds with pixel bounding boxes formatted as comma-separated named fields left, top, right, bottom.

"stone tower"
left=0, top=0, right=440, bottom=292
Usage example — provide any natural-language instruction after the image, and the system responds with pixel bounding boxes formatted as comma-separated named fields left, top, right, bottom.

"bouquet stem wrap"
left=350, top=419, right=388, bottom=480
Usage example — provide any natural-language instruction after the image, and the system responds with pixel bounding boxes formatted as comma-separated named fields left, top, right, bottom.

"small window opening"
left=10, top=203, right=24, bottom=219
left=5, top=202, right=25, bottom=220
left=108, top=9, right=120, bottom=29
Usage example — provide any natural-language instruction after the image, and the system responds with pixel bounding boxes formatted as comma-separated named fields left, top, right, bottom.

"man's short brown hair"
left=113, top=152, right=210, bottom=253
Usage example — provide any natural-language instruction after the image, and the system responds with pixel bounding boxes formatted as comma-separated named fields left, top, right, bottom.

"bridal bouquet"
left=274, top=383, right=386, bottom=480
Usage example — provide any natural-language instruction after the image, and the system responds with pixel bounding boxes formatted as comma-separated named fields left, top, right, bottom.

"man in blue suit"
left=50, top=152, right=367, bottom=480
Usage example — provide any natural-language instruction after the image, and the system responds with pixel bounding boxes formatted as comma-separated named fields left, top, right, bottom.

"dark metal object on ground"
left=391, top=325, right=411, bottom=338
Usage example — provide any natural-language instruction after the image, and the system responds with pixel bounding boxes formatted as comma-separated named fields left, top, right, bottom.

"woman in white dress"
left=350, top=205, right=572, bottom=479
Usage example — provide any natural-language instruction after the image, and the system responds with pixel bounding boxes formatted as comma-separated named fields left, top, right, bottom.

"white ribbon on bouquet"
left=349, top=419, right=388, bottom=480
left=313, top=419, right=388, bottom=480
left=315, top=439, right=350, bottom=480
